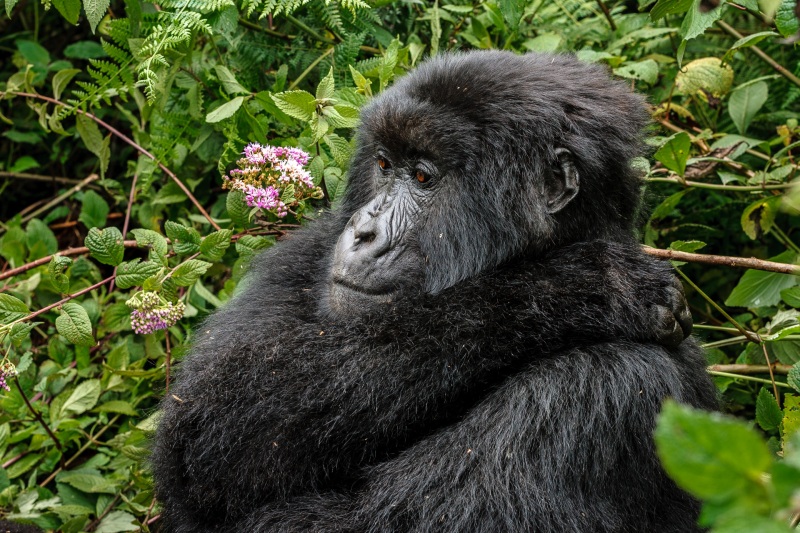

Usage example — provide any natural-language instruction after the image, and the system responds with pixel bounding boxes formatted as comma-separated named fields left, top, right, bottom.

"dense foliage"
left=0, top=0, right=799, bottom=530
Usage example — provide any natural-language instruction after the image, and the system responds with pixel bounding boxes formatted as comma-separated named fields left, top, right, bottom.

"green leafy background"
left=1, top=0, right=800, bottom=530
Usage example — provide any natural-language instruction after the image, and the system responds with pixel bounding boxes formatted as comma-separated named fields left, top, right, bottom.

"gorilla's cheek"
left=327, top=187, right=425, bottom=316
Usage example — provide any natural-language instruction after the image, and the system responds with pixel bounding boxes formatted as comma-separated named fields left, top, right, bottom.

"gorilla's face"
left=325, top=104, right=580, bottom=317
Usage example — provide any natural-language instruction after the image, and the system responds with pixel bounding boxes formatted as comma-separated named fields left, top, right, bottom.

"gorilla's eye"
left=378, top=157, right=390, bottom=170
left=416, top=170, right=429, bottom=184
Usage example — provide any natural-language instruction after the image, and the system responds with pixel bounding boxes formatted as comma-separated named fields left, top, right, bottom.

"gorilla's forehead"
left=359, top=94, right=481, bottom=164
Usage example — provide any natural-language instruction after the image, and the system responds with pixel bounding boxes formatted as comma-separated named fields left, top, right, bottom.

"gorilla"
left=151, top=51, right=718, bottom=532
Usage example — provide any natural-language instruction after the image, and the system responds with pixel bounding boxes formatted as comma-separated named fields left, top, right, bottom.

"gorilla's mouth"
left=331, top=277, right=396, bottom=298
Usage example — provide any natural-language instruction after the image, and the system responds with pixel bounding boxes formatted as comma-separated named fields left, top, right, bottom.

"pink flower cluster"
left=127, top=291, right=186, bottom=335
left=225, top=143, right=323, bottom=218
left=0, top=361, right=17, bottom=392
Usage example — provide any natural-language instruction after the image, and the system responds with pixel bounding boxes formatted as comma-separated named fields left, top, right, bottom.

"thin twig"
left=595, top=0, right=616, bottom=30
left=717, top=20, right=800, bottom=88
left=761, top=342, right=780, bottom=404
left=1, top=91, right=221, bottom=230
left=5, top=174, right=98, bottom=233
left=647, top=176, right=793, bottom=191
left=0, top=241, right=138, bottom=282
left=289, top=47, right=335, bottom=90
left=10, top=276, right=115, bottom=326
left=708, top=370, right=793, bottom=388
left=0, top=171, right=96, bottom=186
left=708, top=364, right=792, bottom=375
left=108, top=174, right=138, bottom=294
left=0, top=231, right=275, bottom=282
left=14, top=379, right=65, bottom=468
left=675, top=268, right=760, bottom=343
left=644, top=246, right=800, bottom=276
left=39, top=414, right=121, bottom=487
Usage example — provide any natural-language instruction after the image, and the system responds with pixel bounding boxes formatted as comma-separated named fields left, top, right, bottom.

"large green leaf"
left=58, top=379, right=102, bottom=418
left=728, top=81, right=768, bottom=134
left=85, top=227, right=124, bottom=266
left=655, top=400, right=772, bottom=500
left=654, top=132, right=692, bottom=176
left=725, top=251, right=799, bottom=308
left=776, top=0, right=800, bottom=36
left=78, top=190, right=110, bottom=230
left=675, top=57, right=734, bottom=97
left=55, top=302, right=95, bottom=346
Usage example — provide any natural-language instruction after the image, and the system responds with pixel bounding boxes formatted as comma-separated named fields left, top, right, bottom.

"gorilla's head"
left=327, top=51, right=649, bottom=316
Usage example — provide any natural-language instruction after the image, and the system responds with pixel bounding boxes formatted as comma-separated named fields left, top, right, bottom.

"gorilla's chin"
left=328, top=279, right=398, bottom=316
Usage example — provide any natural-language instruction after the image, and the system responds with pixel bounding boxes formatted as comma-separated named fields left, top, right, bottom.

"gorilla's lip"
left=331, top=277, right=396, bottom=298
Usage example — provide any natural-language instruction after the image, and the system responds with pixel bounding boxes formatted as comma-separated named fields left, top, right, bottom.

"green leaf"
left=171, top=259, right=211, bottom=286
left=84, top=227, right=124, bottom=266
left=84, top=0, right=110, bottom=32
left=740, top=195, right=782, bottom=240
left=214, top=65, right=249, bottom=96
left=95, top=510, right=139, bottom=532
left=130, top=228, right=168, bottom=265
left=781, top=286, right=800, bottom=308
left=760, top=0, right=782, bottom=19
left=193, top=282, right=224, bottom=308
left=52, top=68, right=81, bottom=100
left=6, top=0, right=19, bottom=17
left=613, top=59, right=658, bottom=84
left=788, top=364, right=800, bottom=392
left=430, top=1, right=441, bottom=55
left=164, top=221, right=201, bottom=255
left=56, top=302, right=95, bottom=347
left=755, top=388, right=783, bottom=431
left=227, top=190, right=250, bottom=229
left=654, top=132, right=692, bottom=176
left=497, top=0, right=523, bottom=31
left=675, top=57, right=734, bottom=97
left=273, top=90, right=317, bottom=122
left=776, top=0, right=800, bottom=36
left=78, top=190, right=110, bottom=229
left=679, top=0, right=725, bottom=41
left=75, top=115, right=110, bottom=177
left=323, top=105, right=360, bottom=129
left=654, top=400, right=772, bottom=501
left=522, top=33, right=562, bottom=52
left=349, top=65, right=372, bottom=97
left=728, top=81, right=768, bottom=135
left=115, top=259, right=162, bottom=289
left=667, top=240, right=707, bottom=266
left=10, top=323, right=39, bottom=347
left=58, top=471, right=117, bottom=494
left=206, top=96, right=245, bottom=123
left=63, top=41, right=106, bottom=59
left=49, top=255, right=72, bottom=294
left=650, top=0, right=693, bottom=20
left=316, top=67, right=335, bottom=101
left=94, top=401, right=138, bottom=416
left=27, top=218, right=58, bottom=259
left=728, top=31, right=778, bottom=52
left=59, top=379, right=102, bottom=418
left=53, top=0, right=81, bottom=23
left=200, top=229, right=232, bottom=262
left=0, top=294, right=30, bottom=323
left=235, top=235, right=273, bottom=258
left=725, top=251, right=799, bottom=307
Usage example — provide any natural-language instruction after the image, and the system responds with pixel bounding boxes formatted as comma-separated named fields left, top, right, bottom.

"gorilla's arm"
left=153, top=235, right=690, bottom=529
left=214, top=342, right=717, bottom=533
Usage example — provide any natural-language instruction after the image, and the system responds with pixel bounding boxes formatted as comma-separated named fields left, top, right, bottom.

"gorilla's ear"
left=544, top=148, right=580, bottom=214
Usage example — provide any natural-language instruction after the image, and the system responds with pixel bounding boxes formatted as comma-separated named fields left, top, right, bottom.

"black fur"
left=152, top=51, right=717, bottom=532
